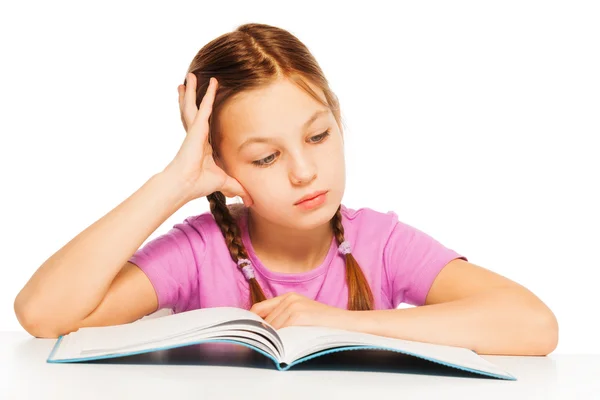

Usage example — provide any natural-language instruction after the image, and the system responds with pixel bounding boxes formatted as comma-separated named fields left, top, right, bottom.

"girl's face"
left=216, top=77, right=346, bottom=230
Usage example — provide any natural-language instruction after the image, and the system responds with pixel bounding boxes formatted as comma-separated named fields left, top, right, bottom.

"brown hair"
left=183, top=23, right=374, bottom=311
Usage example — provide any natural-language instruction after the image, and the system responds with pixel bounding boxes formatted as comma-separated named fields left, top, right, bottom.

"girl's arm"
left=352, top=259, right=559, bottom=356
left=14, top=170, right=193, bottom=338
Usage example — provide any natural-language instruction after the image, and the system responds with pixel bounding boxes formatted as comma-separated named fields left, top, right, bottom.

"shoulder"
left=339, top=203, right=401, bottom=254
left=340, top=203, right=399, bottom=234
left=180, top=204, right=245, bottom=235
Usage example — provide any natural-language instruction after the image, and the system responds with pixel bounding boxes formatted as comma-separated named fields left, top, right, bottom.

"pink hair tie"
left=237, top=258, right=255, bottom=281
left=338, top=240, right=352, bottom=255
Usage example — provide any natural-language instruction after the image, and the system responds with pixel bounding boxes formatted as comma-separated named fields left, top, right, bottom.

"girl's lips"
left=295, top=192, right=328, bottom=210
left=295, top=190, right=328, bottom=205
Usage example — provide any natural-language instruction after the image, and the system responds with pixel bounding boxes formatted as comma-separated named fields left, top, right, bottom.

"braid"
left=207, top=191, right=267, bottom=306
left=331, top=205, right=374, bottom=311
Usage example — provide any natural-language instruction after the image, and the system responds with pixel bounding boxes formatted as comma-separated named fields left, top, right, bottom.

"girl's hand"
left=250, top=292, right=353, bottom=330
left=163, top=73, right=253, bottom=206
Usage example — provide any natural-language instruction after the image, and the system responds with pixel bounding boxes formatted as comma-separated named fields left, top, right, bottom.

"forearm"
left=347, top=287, right=558, bottom=356
left=14, top=170, right=192, bottom=329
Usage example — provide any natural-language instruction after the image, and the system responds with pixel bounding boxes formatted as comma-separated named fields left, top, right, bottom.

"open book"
left=47, top=306, right=516, bottom=380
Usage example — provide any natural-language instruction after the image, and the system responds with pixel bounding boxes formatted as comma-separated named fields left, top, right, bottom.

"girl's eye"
left=251, top=129, right=331, bottom=167
left=309, top=129, right=330, bottom=143
left=254, top=153, right=277, bottom=167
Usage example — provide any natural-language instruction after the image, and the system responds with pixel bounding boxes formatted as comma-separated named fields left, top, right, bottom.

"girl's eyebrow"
left=237, top=108, right=329, bottom=153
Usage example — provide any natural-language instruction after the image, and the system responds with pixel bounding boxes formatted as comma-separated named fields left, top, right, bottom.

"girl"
left=14, top=23, right=558, bottom=356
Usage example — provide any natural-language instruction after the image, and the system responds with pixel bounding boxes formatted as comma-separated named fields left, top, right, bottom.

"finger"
left=264, top=301, right=288, bottom=326
left=178, top=84, right=184, bottom=111
left=183, top=73, right=198, bottom=131
left=177, top=85, right=187, bottom=132
left=268, top=308, right=293, bottom=330
left=250, top=297, right=278, bottom=318
left=253, top=292, right=295, bottom=319
left=194, top=77, right=218, bottom=125
left=250, top=295, right=285, bottom=317
left=220, top=176, right=253, bottom=207
left=265, top=296, right=297, bottom=328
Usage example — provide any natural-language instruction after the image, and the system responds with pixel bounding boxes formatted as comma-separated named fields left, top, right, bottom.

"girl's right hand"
left=164, top=73, right=253, bottom=207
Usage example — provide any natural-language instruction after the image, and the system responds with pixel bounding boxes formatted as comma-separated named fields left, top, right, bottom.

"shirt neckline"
left=239, top=207, right=339, bottom=283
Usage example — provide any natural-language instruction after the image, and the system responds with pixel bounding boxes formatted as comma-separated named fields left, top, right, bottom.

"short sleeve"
left=128, top=218, right=206, bottom=313
left=383, top=213, right=467, bottom=307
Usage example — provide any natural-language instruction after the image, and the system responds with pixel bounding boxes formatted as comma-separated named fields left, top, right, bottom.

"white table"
left=1, top=331, right=598, bottom=399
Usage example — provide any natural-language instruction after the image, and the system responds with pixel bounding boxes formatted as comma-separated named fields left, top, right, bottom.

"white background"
left=1, top=1, right=598, bottom=354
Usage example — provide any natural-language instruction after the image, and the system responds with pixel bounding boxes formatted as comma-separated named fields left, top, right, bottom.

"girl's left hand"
left=249, top=292, right=352, bottom=330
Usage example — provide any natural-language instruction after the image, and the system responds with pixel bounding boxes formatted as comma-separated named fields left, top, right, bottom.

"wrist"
left=340, top=309, right=380, bottom=334
left=151, top=170, right=195, bottom=208
left=337, top=309, right=363, bottom=332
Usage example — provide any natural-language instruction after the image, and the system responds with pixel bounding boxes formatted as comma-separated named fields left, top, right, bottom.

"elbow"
left=14, top=308, right=49, bottom=339
left=15, top=313, right=64, bottom=339
left=14, top=295, right=64, bottom=339
left=513, top=289, right=559, bottom=356
left=538, top=310, right=559, bottom=356
left=527, top=307, right=559, bottom=356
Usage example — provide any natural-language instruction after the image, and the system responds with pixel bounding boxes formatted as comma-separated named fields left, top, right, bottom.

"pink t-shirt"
left=128, top=204, right=467, bottom=313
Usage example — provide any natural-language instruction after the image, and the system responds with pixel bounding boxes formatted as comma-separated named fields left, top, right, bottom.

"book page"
left=52, top=307, right=269, bottom=360
left=76, top=320, right=283, bottom=360
left=78, top=329, right=277, bottom=360
left=277, top=326, right=513, bottom=378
